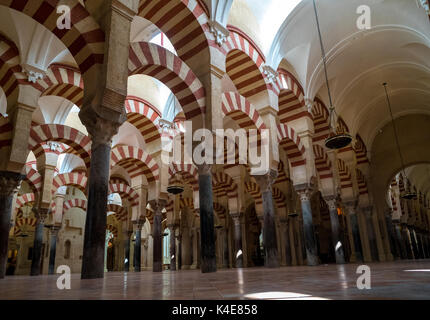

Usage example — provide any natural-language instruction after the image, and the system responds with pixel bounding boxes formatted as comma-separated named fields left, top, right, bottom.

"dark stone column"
left=176, top=234, right=182, bottom=270
left=124, top=231, right=132, bottom=272
left=150, top=200, right=167, bottom=272
left=254, top=170, right=279, bottom=268
left=169, top=225, right=177, bottom=271
left=231, top=213, right=243, bottom=268
left=0, top=171, right=24, bottom=279
left=345, top=202, right=363, bottom=262
left=223, top=226, right=229, bottom=268
left=81, top=118, right=119, bottom=279
left=134, top=220, right=144, bottom=272
left=410, top=227, right=420, bottom=259
left=364, top=207, right=379, bottom=261
left=385, top=213, right=400, bottom=259
left=295, top=186, right=319, bottom=266
left=48, top=226, right=60, bottom=275
left=280, top=218, right=292, bottom=266
left=325, top=196, right=346, bottom=264
left=30, top=208, right=49, bottom=276
left=401, top=224, right=413, bottom=259
left=197, top=164, right=216, bottom=273
left=394, top=223, right=407, bottom=259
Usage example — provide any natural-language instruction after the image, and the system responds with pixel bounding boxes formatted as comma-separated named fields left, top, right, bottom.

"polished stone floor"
left=0, top=260, right=429, bottom=300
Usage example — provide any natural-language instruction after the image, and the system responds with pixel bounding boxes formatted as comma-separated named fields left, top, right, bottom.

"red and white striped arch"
left=34, top=64, right=84, bottom=107
left=0, top=0, right=105, bottom=75
left=312, top=97, right=330, bottom=143
left=107, top=203, right=128, bottom=222
left=24, top=166, right=42, bottom=196
left=221, top=92, right=266, bottom=132
left=212, top=171, right=238, bottom=199
left=29, top=124, right=92, bottom=168
left=354, top=134, right=369, bottom=165
left=272, top=187, right=286, bottom=209
left=63, top=198, right=87, bottom=213
left=168, top=163, right=199, bottom=191
left=32, top=142, right=68, bottom=162
left=0, top=114, right=13, bottom=150
left=313, top=144, right=333, bottom=180
left=15, top=193, right=35, bottom=210
left=138, top=0, right=212, bottom=66
left=276, top=69, right=309, bottom=123
left=129, top=42, right=205, bottom=125
left=125, top=98, right=161, bottom=145
left=0, top=35, right=21, bottom=107
left=51, top=172, right=87, bottom=196
left=109, top=183, right=139, bottom=207
left=245, top=181, right=262, bottom=206
left=337, top=159, right=353, bottom=190
left=111, top=145, right=160, bottom=183
left=14, top=217, right=37, bottom=236
left=180, top=197, right=194, bottom=211
left=275, top=160, right=289, bottom=185
left=277, top=124, right=306, bottom=168
left=356, top=168, right=368, bottom=195
left=212, top=202, right=227, bottom=220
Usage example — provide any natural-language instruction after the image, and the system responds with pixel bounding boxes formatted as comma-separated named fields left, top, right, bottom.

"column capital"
left=80, top=112, right=123, bottom=149
left=48, top=225, right=61, bottom=236
left=0, top=171, right=25, bottom=197
left=34, top=207, right=50, bottom=224
left=197, top=164, right=212, bottom=176
left=135, top=218, right=145, bottom=230
left=149, top=199, right=167, bottom=216
left=295, top=184, right=315, bottom=202
left=230, top=212, right=241, bottom=225
left=253, top=169, right=278, bottom=193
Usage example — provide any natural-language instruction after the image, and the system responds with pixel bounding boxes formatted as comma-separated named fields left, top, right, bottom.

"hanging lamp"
left=382, top=83, right=416, bottom=200
left=312, top=0, right=352, bottom=149
left=167, top=174, right=185, bottom=195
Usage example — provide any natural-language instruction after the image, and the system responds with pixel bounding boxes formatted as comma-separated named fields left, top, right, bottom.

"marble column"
left=124, top=231, right=132, bottom=272
left=363, top=207, right=379, bottom=261
left=176, top=234, right=182, bottom=270
left=410, top=227, right=420, bottom=259
left=134, top=220, right=144, bottom=272
left=151, top=200, right=167, bottom=272
left=168, top=225, right=177, bottom=271
left=81, top=119, right=119, bottom=279
left=30, top=208, right=49, bottom=276
left=279, top=218, right=292, bottom=266
left=345, top=202, right=363, bottom=262
left=197, top=164, right=216, bottom=273
left=385, top=213, right=400, bottom=259
left=254, top=170, right=279, bottom=268
left=231, top=213, right=243, bottom=268
left=324, top=196, right=346, bottom=264
left=0, top=171, right=24, bottom=279
left=48, top=226, right=60, bottom=275
left=223, top=226, right=229, bottom=268
left=295, top=187, right=319, bottom=266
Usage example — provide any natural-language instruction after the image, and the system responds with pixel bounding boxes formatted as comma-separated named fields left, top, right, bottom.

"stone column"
left=176, top=234, right=182, bottom=270
left=345, top=202, right=363, bottom=262
left=191, top=228, right=199, bottom=269
left=324, top=196, right=346, bottom=264
left=295, top=187, right=319, bottom=266
left=394, top=223, right=407, bottom=259
left=231, top=213, right=243, bottom=268
left=223, top=226, right=229, bottom=268
left=30, top=208, right=49, bottom=276
left=409, top=227, right=420, bottom=259
left=48, top=226, right=60, bottom=275
left=134, top=220, right=144, bottom=272
left=254, top=170, right=279, bottom=268
left=168, top=225, right=177, bottom=271
left=279, top=218, right=292, bottom=266
left=197, top=164, right=216, bottom=273
left=363, top=207, right=379, bottom=261
left=81, top=118, right=119, bottom=279
left=150, top=200, right=167, bottom=272
left=0, top=171, right=24, bottom=279
left=124, top=231, right=132, bottom=272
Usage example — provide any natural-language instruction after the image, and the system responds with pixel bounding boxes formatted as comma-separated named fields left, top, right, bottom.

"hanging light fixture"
left=382, top=83, right=416, bottom=200
left=167, top=174, right=185, bottom=195
left=312, top=0, right=352, bottom=149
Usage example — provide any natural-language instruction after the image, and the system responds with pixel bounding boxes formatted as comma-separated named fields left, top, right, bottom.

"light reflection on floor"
left=0, top=260, right=429, bottom=300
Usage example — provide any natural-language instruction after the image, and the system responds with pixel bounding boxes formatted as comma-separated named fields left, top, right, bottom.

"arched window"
left=64, top=240, right=71, bottom=259
left=163, top=228, right=170, bottom=265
